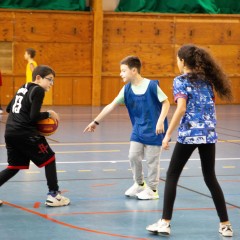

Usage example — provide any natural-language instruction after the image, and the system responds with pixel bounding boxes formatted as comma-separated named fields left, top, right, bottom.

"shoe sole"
left=137, top=196, right=159, bottom=200
left=45, top=204, right=70, bottom=207
left=45, top=201, right=70, bottom=207
left=147, top=230, right=159, bottom=235
left=147, top=229, right=170, bottom=236
left=219, top=232, right=233, bottom=237
left=125, top=191, right=145, bottom=197
left=158, top=232, right=170, bottom=236
left=125, top=194, right=138, bottom=198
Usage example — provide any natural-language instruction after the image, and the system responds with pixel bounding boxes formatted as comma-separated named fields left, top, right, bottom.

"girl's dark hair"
left=177, top=44, right=233, bottom=101
left=32, top=65, right=55, bottom=81
left=120, top=56, right=141, bottom=73
left=26, top=48, right=36, bottom=58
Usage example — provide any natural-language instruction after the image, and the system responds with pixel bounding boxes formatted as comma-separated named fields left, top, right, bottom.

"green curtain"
left=0, top=0, right=86, bottom=11
left=215, top=0, right=240, bottom=13
left=115, top=0, right=240, bottom=14
left=115, top=0, right=159, bottom=12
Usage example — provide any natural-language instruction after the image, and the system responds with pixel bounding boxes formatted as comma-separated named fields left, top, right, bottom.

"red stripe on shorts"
left=7, top=166, right=29, bottom=169
left=39, top=155, right=55, bottom=168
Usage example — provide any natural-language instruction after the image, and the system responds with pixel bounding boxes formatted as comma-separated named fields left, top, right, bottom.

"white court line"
left=0, top=139, right=239, bottom=148
left=0, top=142, right=129, bottom=147
left=53, top=158, right=240, bottom=164
left=55, top=150, right=120, bottom=154
left=55, top=157, right=240, bottom=163
left=0, top=157, right=239, bottom=166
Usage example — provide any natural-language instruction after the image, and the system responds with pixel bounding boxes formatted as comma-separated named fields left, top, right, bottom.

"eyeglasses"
left=44, top=77, right=54, bottom=84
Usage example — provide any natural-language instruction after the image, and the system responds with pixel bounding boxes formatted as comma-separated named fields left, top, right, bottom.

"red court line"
left=91, top=183, right=116, bottom=187
left=3, top=201, right=149, bottom=240
left=48, top=206, right=236, bottom=217
left=220, top=180, right=240, bottom=182
left=60, top=189, right=69, bottom=193
left=33, top=202, right=41, bottom=208
left=49, top=209, right=162, bottom=216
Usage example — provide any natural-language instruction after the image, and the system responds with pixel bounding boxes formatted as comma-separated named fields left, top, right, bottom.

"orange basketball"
left=36, top=118, right=58, bottom=136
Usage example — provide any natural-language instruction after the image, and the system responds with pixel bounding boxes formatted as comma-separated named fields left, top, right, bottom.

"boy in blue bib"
left=84, top=56, right=170, bottom=200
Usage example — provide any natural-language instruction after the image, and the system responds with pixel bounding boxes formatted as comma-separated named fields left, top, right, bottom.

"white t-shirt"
left=114, top=78, right=168, bottom=104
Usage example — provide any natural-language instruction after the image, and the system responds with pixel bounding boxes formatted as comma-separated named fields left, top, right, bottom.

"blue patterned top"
left=173, top=74, right=217, bottom=144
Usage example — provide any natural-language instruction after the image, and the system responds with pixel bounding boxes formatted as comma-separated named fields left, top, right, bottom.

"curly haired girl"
left=147, top=44, right=233, bottom=237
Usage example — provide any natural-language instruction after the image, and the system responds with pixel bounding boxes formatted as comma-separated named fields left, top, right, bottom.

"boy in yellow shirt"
left=24, top=48, right=38, bottom=83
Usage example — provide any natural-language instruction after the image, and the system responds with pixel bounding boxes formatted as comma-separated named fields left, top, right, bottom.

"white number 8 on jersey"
left=12, top=95, right=23, bottom=113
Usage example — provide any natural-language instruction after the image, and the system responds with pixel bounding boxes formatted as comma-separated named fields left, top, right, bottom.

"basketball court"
left=0, top=104, right=239, bottom=240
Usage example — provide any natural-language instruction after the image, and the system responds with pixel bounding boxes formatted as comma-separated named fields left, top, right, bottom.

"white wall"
left=103, top=0, right=120, bottom=11
left=86, top=0, right=120, bottom=11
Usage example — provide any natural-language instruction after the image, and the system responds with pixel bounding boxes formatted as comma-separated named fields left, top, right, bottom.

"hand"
left=156, top=122, right=165, bottom=135
left=47, top=110, right=59, bottom=122
left=162, top=134, right=171, bottom=150
left=83, top=122, right=97, bottom=133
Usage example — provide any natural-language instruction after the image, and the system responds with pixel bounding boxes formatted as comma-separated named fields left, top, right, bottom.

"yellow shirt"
left=26, top=60, right=37, bottom=83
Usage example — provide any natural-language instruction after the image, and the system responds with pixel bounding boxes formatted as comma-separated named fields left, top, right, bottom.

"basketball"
left=36, top=118, right=58, bottom=136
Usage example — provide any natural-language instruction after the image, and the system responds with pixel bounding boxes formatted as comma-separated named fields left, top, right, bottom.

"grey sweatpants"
left=128, top=141, right=161, bottom=190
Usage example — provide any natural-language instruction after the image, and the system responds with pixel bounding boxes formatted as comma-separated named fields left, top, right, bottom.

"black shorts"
left=5, top=135, right=55, bottom=169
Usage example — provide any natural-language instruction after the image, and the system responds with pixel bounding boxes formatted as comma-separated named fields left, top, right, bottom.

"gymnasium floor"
left=0, top=105, right=239, bottom=240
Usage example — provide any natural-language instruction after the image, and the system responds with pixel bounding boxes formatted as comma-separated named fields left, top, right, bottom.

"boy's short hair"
left=26, top=48, right=36, bottom=58
left=120, top=56, right=142, bottom=73
left=32, top=65, right=55, bottom=82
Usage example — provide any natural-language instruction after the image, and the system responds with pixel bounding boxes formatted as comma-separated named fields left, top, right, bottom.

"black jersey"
left=5, top=83, right=49, bottom=136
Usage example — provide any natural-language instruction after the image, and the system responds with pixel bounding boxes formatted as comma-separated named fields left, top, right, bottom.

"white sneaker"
left=0, top=200, right=3, bottom=206
left=219, top=223, right=233, bottom=237
left=137, top=187, right=159, bottom=200
left=45, top=192, right=70, bottom=207
left=125, top=182, right=146, bottom=197
left=146, top=219, right=171, bottom=235
left=0, top=108, right=3, bottom=114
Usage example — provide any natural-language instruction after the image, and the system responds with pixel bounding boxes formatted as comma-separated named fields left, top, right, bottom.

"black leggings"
left=0, top=160, right=59, bottom=192
left=162, top=142, right=229, bottom=222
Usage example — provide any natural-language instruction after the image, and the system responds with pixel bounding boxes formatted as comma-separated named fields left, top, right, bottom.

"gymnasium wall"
left=0, top=10, right=239, bottom=105
left=102, top=13, right=240, bottom=105
left=0, top=10, right=93, bottom=105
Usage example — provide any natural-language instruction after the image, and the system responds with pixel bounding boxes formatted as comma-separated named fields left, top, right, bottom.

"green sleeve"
left=157, top=86, right=168, bottom=102
left=113, top=86, right=125, bottom=104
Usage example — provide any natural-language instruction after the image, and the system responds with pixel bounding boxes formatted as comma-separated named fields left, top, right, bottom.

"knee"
left=166, top=168, right=180, bottom=181
left=128, top=151, right=142, bottom=162
left=166, top=167, right=177, bottom=177
left=203, top=175, right=217, bottom=186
